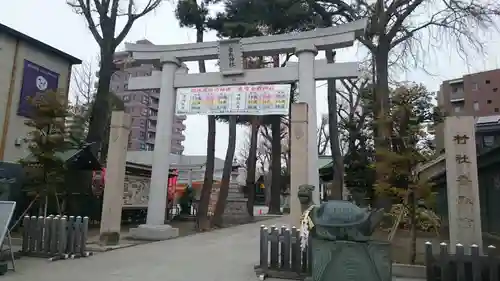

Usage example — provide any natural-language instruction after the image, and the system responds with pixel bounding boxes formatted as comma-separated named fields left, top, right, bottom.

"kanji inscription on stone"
left=455, top=154, right=471, bottom=164
left=453, top=134, right=469, bottom=145
left=218, top=38, right=243, bottom=76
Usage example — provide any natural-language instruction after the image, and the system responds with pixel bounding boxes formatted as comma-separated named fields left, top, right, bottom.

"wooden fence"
left=21, top=215, right=92, bottom=261
left=425, top=242, right=500, bottom=281
left=254, top=225, right=311, bottom=280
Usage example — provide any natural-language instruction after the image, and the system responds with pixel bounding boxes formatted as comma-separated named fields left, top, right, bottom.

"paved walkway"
left=3, top=217, right=422, bottom=281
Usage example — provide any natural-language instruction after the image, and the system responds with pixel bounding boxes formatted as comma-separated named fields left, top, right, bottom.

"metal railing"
left=425, top=242, right=499, bottom=281
left=21, top=215, right=92, bottom=261
left=254, top=225, right=311, bottom=280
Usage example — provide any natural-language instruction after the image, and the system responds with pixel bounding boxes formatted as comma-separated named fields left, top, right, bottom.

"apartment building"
left=437, top=69, right=500, bottom=116
left=435, top=69, right=500, bottom=151
left=111, top=40, right=186, bottom=154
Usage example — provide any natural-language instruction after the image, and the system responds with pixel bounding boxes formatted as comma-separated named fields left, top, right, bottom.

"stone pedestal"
left=129, top=224, right=179, bottom=241
left=222, top=169, right=249, bottom=224
left=99, top=111, right=130, bottom=245
left=290, top=103, right=309, bottom=226
left=444, top=116, right=483, bottom=252
left=309, top=240, right=391, bottom=281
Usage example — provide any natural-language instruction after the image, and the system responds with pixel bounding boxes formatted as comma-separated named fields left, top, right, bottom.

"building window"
left=139, top=131, right=146, bottom=140
left=473, top=101, right=479, bottom=111
left=124, top=83, right=128, bottom=90
left=141, top=108, right=148, bottom=116
left=483, top=135, right=495, bottom=148
left=494, top=88, right=498, bottom=92
left=139, top=119, right=146, bottom=128
left=472, top=83, right=478, bottom=91
left=487, top=100, right=492, bottom=104
left=140, top=143, right=146, bottom=150
left=454, top=106, right=462, bottom=113
left=486, top=80, right=491, bottom=84
left=122, top=95, right=130, bottom=102
left=142, top=96, right=149, bottom=105
left=495, top=108, right=499, bottom=113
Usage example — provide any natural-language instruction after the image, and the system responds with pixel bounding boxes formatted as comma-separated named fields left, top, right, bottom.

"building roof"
left=0, top=22, right=82, bottom=65
left=476, top=115, right=500, bottom=126
left=126, top=151, right=226, bottom=170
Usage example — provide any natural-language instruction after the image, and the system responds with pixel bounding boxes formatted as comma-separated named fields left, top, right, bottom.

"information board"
left=0, top=201, right=16, bottom=246
left=175, top=84, right=291, bottom=116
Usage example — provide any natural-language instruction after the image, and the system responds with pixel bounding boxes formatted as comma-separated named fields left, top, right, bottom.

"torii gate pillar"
left=129, top=57, right=181, bottom=240
left=296, top=45, right=320, bottom=202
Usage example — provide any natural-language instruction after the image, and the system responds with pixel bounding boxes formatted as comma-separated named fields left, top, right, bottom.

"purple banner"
left=17, top=60, right=59, bottom=118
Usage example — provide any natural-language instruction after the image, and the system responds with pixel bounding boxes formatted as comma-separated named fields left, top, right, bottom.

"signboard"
left=0, top=162, right=23, bottom=202
left=18, top=60, right=60, bottom=118
left=175, top=84, right=291, bottom=116
left=218, top=39, right=243, bottom=76
left=0, top=201, right=16, bottom=246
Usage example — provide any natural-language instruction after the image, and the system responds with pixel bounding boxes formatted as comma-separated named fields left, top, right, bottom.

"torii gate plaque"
left=126, top=19, right=367, bottom=240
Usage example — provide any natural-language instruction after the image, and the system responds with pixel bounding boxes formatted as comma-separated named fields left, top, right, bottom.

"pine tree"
left=20, top=90, right=74, bottom=216
left=374, top=84, right=442, bottom=264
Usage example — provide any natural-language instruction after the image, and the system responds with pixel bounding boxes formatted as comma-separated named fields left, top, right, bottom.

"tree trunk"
left=72, top=40, right=115, bottom=196
left=194, top=28, right=214, bottom=231
left=326, top=50, right=344, bottom=200
left=212, top=116, right=237, bottom=227
left=268, top=115, right=282, bottom=214
left=373, top=47, right=392, bottom=178
left=99, top=116, right=111, bottom=164
left=373, top=47, right=393, bottom=209
left=246, top=117, right=259, bottom=217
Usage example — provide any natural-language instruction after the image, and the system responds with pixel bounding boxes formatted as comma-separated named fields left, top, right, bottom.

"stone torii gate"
left=125, top=19, right=367, bottom=239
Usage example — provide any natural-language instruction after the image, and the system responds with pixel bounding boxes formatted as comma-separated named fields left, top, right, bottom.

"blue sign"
left=17, top=60, right=60, bottom=118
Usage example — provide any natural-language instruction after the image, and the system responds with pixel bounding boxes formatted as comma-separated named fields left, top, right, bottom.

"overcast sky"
left=2, top=1, right=500, bottom=160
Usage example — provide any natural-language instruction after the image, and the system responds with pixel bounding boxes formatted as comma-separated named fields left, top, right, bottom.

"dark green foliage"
left=179, top=186, right=195, bottom=216
left=208, top=0, right=318, bottom=37
left=175, top=0, right=211, bottom=30
left=20, top=90, right=74, bottom=198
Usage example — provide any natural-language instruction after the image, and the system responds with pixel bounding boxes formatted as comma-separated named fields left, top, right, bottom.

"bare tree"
left=317, top=114, right=330, bottom=156
left=71, top=59, right=96, bottom=106
left=337, top=78, right=371, bottom=154
left=67, top=0, right=162, bottom=189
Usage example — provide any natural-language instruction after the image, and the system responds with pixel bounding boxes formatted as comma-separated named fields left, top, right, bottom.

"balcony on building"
left=450, top=85, right=465, bottom=103
left=171, top=144, right=185, bottom=153
left=148, top=113, right=158, bottom=120
left=176, top=115, right=187, bottom=121
left=175, top=120, right=186, bottom=130
left=149, top=97, right=159, bottom=110
left=146, top=135, right=156, bottom=144
left=147, top=125, right=156, bottom=132
left=172, top=133, right=186, bottom=141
